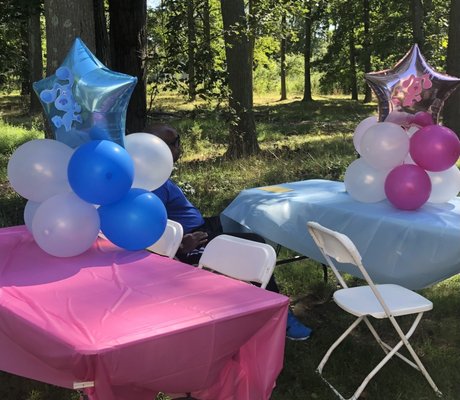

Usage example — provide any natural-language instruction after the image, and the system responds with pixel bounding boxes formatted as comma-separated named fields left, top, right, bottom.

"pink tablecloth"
left=0, top=226, right=288, bottom=400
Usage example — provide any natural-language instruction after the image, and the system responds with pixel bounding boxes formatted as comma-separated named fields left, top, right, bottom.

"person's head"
left=144, top=122, right=181, bottom=162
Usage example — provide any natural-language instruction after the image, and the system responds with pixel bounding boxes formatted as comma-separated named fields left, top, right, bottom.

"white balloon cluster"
left=7, top=134, right=173, bottom=257
left=345, top=114, right=460, bottom=210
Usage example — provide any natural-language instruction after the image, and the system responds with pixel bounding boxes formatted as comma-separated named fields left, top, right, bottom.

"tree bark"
left=109, top=0, right=147, bottom=133
left=27, top=0, right=43, bottom=113
left=44, top=0, right=96, bottom=74
left=443, top=0, right=460, bottom=136
left=349, top=25, right=358, bottom=101
left=43, top=0, right=96, bottom=138
left=221, top=0, right=259, bottom=158
left=280, top=13, right=287, bottom=101
left=410, top=0, right=424, bottom=50
left=186, top=0, right=196, bottom=101
left=362, top=0, right=372, bottom=103
left=302, top=7, right=313, bottom=102
left=94, top=0, right=110, bottom=67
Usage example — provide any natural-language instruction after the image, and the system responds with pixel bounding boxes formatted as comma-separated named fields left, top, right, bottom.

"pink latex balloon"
left=384, top=164, right=431, bottom=210
left=412, top=111, right=434, bottom=127
left=410, top=125, right=460, bottom=172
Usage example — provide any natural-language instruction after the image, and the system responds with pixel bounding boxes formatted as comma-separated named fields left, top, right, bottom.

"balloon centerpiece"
left=345, top=44, right=460, bottom=210
left=7, top=38, right=173, bottom=257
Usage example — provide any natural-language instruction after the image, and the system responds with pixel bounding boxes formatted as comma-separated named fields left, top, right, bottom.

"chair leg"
left=353, top=313, right=442, bottom=399
left=317, top=316, right=364, bottom=374
left=387, top=313, right=442, bottom=396
left=318, top=314, right=442, bottom=400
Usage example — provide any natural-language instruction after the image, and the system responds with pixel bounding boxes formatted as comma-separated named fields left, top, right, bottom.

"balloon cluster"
left=8, top=135, right=173, bottom=257
left=7, top=38, right=174, bottom=257
left=345, top=45, right=460, bottom=211
left=346, top=116, right=460, bottom=210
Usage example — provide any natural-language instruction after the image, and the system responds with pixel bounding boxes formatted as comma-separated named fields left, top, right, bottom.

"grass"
left=1, top=92, right=459, bottom=399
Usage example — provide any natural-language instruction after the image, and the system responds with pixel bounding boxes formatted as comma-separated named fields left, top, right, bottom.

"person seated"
left=146, top=122, right=312, bottom=341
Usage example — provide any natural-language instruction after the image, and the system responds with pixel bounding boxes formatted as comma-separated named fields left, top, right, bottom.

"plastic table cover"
left=221, top=179, right=460, bottom=290
left=0, top=225, right=288, bottom=400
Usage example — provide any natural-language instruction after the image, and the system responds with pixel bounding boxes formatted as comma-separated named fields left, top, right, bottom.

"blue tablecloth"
left=221, top=179, right=460, bottom=290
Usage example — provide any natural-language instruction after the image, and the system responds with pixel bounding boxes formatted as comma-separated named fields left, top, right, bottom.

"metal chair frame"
left=307, top=221, right=442, bottom=400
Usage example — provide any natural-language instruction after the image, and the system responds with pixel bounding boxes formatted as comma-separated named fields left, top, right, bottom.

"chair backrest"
left=147, top=219, right=184, bottom=258
left=307, top=221, right=376, bottom=290
left=198, top=234, right=277, bottom=289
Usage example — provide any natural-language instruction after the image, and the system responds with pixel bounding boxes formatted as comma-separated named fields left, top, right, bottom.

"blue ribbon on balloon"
left=33, top=38, right=137, bottom=148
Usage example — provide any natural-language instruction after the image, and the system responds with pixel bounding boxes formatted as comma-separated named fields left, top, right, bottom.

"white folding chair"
left=198, top=234, right=277, bottom=289
left=307, top=221, right=441, bottom=400
left=147, top=219, right=184, bottom=258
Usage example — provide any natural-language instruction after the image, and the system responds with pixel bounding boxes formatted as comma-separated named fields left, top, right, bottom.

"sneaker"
left=286, top=310, right=312, bottom=341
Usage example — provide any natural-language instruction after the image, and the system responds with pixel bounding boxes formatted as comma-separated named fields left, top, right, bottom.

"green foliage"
left=1, top=91, right=459, bottom=400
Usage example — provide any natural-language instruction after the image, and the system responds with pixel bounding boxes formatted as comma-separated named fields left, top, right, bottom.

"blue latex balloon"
left=98, top=188, right=167, bottom=251
left=33, top=38, right=137, bottom=148
left=68, top=140, right=134, bottom=205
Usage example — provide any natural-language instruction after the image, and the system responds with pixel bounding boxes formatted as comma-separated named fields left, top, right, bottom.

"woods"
left=1, top=0, right=460, bottom=156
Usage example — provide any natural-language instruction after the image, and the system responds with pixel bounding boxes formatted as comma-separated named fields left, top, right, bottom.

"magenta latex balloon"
left=412, top=111, right=434, bottom=127
left=410, top=125, right=460, bottom=172
left=384, top=164, right=431, bottom=210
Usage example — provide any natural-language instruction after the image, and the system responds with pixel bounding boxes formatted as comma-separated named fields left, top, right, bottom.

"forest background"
left=0, top=1, right=460, bottom=399
left=1, top=0, right=460, bottom=159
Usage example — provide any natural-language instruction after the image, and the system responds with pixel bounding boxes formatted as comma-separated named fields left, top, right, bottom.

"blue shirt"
left=153, top=179, right=205, bottom=233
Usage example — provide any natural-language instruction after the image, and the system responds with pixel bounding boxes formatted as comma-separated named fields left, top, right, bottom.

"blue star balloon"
left=33, top=38, right=137, bottom=148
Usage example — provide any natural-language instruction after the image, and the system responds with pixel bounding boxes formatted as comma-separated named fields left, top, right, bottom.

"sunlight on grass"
left=1, top=93, right=459, bottom=400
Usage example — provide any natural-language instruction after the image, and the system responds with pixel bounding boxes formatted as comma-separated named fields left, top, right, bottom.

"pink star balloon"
left=364, top=44, right=460, bottom=123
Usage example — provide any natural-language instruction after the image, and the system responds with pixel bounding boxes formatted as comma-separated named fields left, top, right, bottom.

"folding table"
left=221, top=179, right=460, bottom=290
left=0, top=225, right=288, bottom=400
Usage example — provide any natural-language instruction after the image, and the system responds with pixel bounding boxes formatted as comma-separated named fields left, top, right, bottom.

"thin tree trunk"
left=109, top=0, right=147, bottom=133
left=28, top=0, right=43, bottom=113
left=349, top=26, right=358, bottom=101
left=221, top=0, right=259, bottom=158
left=280, top=13, right=287, bottom=101
left=363, top=0, right=372, bottom=103
left=202, top=0, right=212, bottom=92
left=410, top=0, right=424, bottom=49
left=302, top=7, right=313, bottom=102
left=187, top=0, right=196, bottom=101
left=443, top=0, right=460, bottom=136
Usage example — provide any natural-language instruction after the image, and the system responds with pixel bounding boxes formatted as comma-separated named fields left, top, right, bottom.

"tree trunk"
left=302, top=7, right=313, bottom=102
left=410, top=0, right=424, bottom=50
left=109, top=0, right=147, bottom=134
left=27, top=0, right=43, bottom=113
left=43, top=0, right=96, bottom=138
left=443, top=0, right=460, bottom=136
left=362, top=0, right=372, bottom=103
left=187, top=0, right=196, bottom=101
left=94, top=0, right=110, bottom=67
left=202, top=0, right=212, bottom=92
left=280, top=13, right=287, bottom=101
left=44, top=0, right=96, bottom=74
left=221, top=0, right=259, bottom=158
left=349, top=26, right=358, bottom=101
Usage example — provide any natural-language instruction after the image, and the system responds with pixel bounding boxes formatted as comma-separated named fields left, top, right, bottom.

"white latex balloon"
left=24, top=200, right=41, bottom=232
left=427, top=166, right=460, bottom=203
left=353, top=116, right=378, bottom=154
left=7, top=139, right=73, bottom=202
left=344, top=158, right=389, bottom=203
left=360, top=122, right=409, bottom=170
left=124, top=133, right=174, bottom=191
left=32, top=192, right=100, bottom=257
